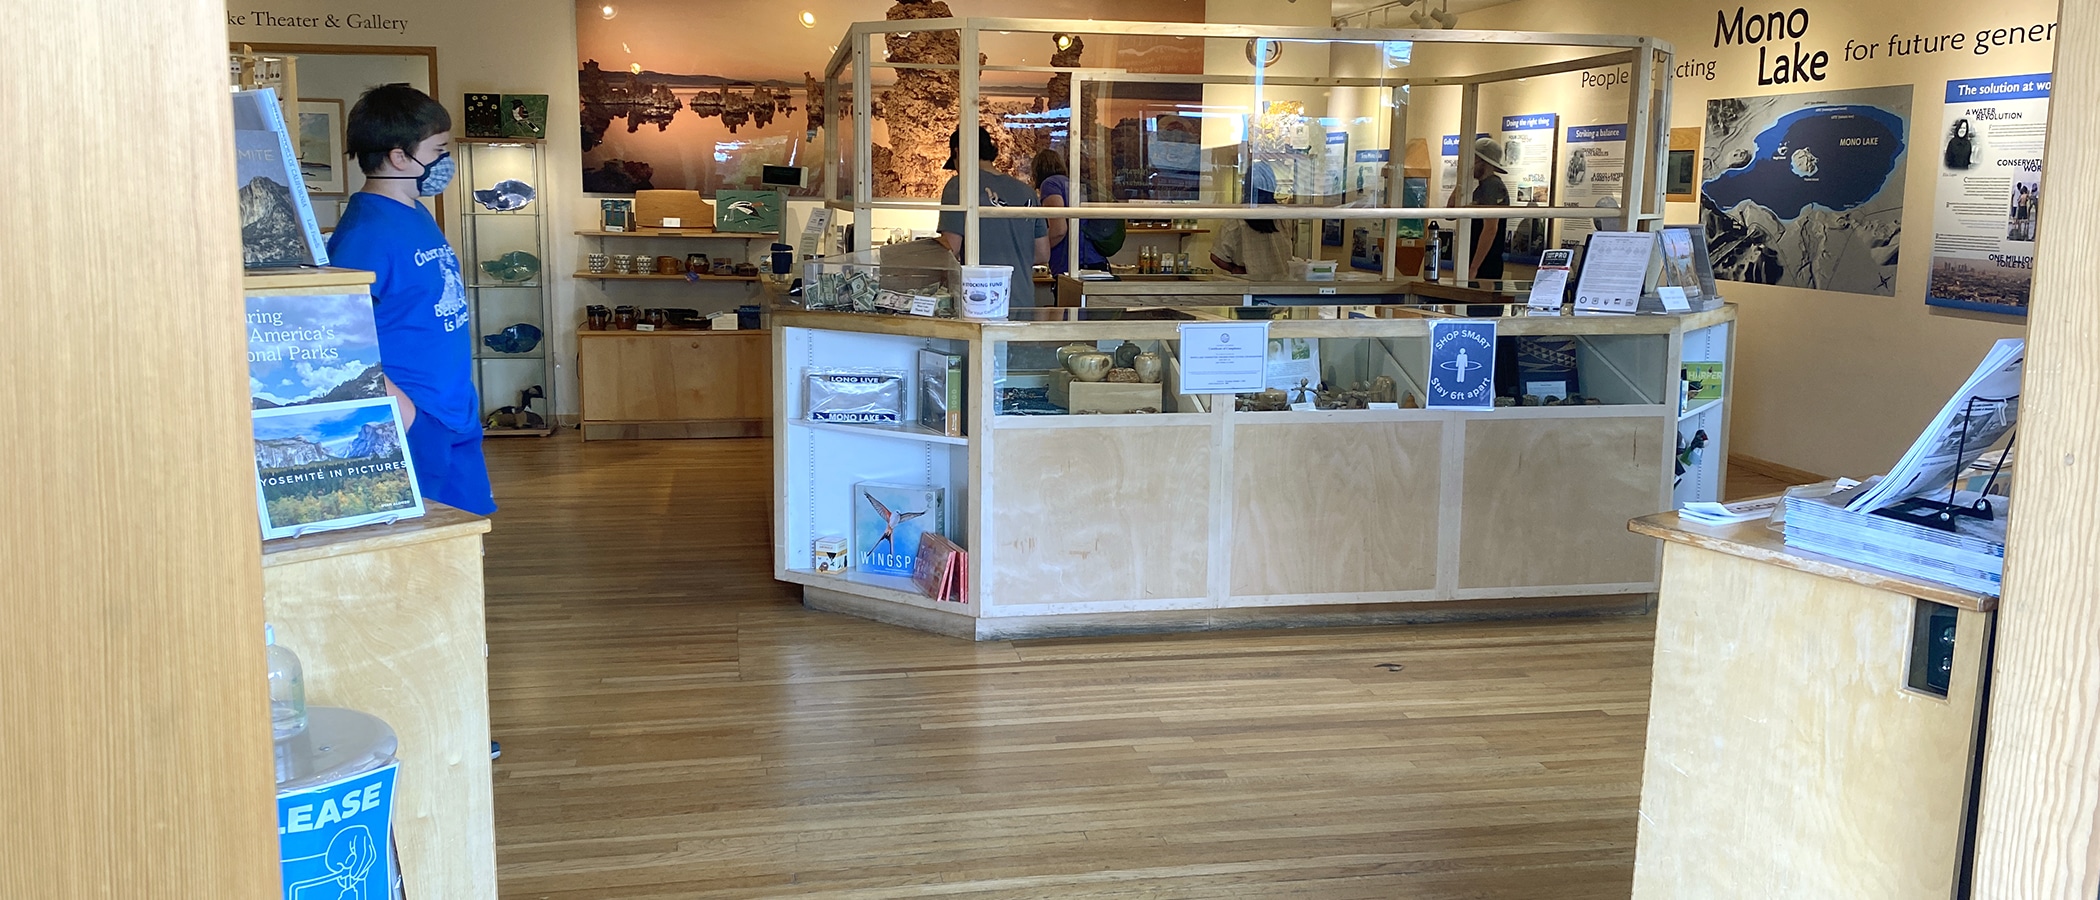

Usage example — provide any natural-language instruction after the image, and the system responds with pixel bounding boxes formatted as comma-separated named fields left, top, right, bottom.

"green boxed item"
left=715, top=190, right=783, bottom=233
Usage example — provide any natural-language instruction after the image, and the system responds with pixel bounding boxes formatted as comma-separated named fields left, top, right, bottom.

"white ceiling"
left=1327, top=0, right=1511, bottom=23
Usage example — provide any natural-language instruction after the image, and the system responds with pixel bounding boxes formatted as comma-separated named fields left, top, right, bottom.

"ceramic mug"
left=1067, top=352, right=1113, bottom=383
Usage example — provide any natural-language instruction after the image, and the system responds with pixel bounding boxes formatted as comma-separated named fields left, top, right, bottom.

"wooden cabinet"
left=1628, top=512, right=1993, bottom=899
left=262, top=504, right=496, bottom=900
left=578, top=330, right=771, bottom=439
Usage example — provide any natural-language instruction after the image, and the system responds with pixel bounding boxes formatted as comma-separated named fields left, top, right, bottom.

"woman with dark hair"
left=1211, top=162, right=1293, bottom=280
left=1032, top=149, right=1108, bottom=275
left=1945, top=119, right=1976, bottom=170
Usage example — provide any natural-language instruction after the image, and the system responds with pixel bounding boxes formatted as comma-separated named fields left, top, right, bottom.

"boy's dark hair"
left=346, top=84, right=453, bottom=175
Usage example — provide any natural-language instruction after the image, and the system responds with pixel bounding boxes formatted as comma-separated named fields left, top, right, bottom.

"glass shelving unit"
left=458, top=136, right=553, bottom=436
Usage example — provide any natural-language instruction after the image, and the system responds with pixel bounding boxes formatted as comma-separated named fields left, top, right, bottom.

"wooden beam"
left=1972, top=2, right=2100, bottom=895
left=0, top=0, right=280, bottom=895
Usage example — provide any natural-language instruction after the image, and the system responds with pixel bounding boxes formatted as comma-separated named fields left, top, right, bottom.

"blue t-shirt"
left=1038, top=175, right=1108, bottom=274
left=326, top=193, right=478, bottom=434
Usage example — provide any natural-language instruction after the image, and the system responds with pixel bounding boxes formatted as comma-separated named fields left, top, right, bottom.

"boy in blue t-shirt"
left=326, top=84, right=494, bottom=515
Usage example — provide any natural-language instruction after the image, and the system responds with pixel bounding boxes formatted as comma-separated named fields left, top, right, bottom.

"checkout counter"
left=771, top=287, right=1736, bottom=640
left=1054, top=273, right=1531, bottom=309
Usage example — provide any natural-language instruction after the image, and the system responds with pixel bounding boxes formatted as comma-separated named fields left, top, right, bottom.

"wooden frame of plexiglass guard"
left=817, top=18, right=1672, bottom=280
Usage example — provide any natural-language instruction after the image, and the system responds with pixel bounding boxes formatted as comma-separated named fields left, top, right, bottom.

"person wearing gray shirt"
left=938, top=126, right=1049, bottom=305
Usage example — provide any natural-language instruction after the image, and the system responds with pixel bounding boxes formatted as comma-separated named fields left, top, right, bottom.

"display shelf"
left=574, top=271, right=762, bottom=282
left=459, top=137, right=552, bottom=436
left=1678, top=398, right=1723, bottom=422
left=781, top=567, right=958, bottom=610
left=576, top=229, right=765, bottom=239
left=793, top=419, right=968, bottom=446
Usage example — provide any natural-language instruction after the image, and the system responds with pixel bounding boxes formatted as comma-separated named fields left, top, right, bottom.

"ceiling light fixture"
left=599, top=3, right=617, bottom=19
left=1054, top=33, right=1075, bottom=51
left=799, top=10, right=816, bottom=28
left=1431, top=2, right=1459, bottom=29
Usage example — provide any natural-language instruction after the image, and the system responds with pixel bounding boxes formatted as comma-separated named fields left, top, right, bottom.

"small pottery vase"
left=1132, top=352, right=1164, bottom=384
left=1113, top=340, right=1142, bottom=369
left=1067, top=352, right=1113, bottom=383
left=1369, top=376, right=1397, bottom=404
left=1055, top=342, right=1096, bottom=370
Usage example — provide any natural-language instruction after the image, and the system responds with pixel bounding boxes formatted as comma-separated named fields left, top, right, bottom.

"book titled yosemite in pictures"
left=253, top=398, right=423, bottom=540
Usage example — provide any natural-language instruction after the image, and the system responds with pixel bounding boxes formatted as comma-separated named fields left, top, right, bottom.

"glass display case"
left=773, top=296, right=1735, bottom=640
left=457, top=136, right=552, bottom=436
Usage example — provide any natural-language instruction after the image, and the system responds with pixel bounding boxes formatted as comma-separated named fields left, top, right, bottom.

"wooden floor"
left=480, top=434, right=1788, bottom=899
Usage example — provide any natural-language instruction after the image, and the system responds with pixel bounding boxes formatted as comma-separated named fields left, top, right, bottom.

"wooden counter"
left=1627, top=510, right=1991, bottom=899
left=262, top=503, right=495, bottom=900
left=578, top=328, right=771, bottom=439
left=774, top=306, right=1736, bottom=640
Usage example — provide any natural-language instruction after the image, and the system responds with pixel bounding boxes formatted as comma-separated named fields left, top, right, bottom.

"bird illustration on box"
left=862, top=491, right=927, bottom=562
left=725, top=198, right=768, bottom=218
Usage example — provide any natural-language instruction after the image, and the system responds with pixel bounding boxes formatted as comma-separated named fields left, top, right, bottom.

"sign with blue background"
left=1428, top=320, right=1497, bottom=409
left=1944, top=75, right=2051, bottom=103
left=1502, top=114, right=1555, bottom=132
left=1567, top=123, right=1627, bottom=143
left=278, top=763, right=397, bottom=900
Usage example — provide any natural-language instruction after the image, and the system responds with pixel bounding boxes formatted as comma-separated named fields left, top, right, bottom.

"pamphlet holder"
left=1873, top=396, right=2016, bottom=532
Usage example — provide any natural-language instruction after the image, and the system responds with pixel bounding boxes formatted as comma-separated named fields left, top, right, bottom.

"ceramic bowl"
left=1132, top=352, right=1164, bottom=384
left=1067, top=352, right=1113, bottom=383
left=480, top=251, right=541, bottom=283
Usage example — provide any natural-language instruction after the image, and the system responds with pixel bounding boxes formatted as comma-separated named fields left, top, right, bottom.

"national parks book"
left=252, top=396, right=424, bottom=540
left=246, top=291, right=386, bottom=410
left=852, top=482, right=944, bottom=578
left=232, top=88, right=329, bottom=268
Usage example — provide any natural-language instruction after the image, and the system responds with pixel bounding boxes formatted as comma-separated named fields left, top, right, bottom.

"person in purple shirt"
left=325, top=84, right=494, bottom=516
left=1031, top=149, right=1108, bottom=275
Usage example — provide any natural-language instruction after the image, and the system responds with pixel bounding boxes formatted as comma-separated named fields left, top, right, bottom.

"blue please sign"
left=278, top=762, right=397, bottom=900
left=1428, top=320, right=1497, bottom=409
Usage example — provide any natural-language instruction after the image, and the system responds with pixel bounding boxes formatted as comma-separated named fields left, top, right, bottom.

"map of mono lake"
left=1704, top=104, right=1907, bottom=221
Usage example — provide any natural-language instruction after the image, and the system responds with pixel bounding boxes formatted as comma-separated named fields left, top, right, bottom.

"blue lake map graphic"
left=1704, top=104, right=1907, bottom=222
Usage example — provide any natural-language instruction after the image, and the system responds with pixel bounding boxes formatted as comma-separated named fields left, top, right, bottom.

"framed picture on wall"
left=1665, top=126, right=1700, bottom=202
left=296, top=99, right=346, bottom=195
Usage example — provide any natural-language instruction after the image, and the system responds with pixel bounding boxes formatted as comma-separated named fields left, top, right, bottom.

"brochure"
left=1844, top=339, right=2023, bottom=512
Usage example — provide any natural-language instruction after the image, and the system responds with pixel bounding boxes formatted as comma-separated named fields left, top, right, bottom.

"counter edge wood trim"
left=1629, top=511, right=1995, bottom=612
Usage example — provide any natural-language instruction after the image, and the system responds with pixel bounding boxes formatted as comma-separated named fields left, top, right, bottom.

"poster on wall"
left=1926, top=74, right=2051, bottom=316
left=1496, top=114, right=1558, bottom=265
left=1351, top=148, right=1388, bottom=205
left=1557, top=123, right=1626, bottom=251
left=1701, top=86, right=1912, bottom=295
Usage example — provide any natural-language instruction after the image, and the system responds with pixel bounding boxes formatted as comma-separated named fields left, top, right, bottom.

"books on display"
left=245, top=285, right=423, bottom=539
left=911, top=531, right=968, bottom=603
left=918, top=348, right=965, bottom=437
left=233, top=88, right=329, bottom=268
left=853, top=482, right=944, bottom=578
left=252, top=397, right=425, bottom=540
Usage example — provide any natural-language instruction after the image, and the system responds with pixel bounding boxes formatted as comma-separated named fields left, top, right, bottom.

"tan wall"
left=1410, top=0, right=2049, bottom=477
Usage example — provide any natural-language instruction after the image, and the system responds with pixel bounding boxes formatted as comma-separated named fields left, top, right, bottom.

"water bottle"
left=266, top=624, right=307, bottom=741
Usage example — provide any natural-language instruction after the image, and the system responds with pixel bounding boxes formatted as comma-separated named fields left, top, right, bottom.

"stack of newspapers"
left=1779, top=338, right=2021, bottom=597
left=1783, top=481, right=2008, bottom=596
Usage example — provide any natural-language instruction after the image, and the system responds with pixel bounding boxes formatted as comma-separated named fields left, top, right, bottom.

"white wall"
left=1414, top=0, right=2050, bottom=477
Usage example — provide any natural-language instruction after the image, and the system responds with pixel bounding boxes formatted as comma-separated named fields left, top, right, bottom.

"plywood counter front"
left=774, top=305, right=1736, bottom=640
left=579, top=328, right=772, bottom=439
left=1627, top=510, right=1992, bottom=900
left=262, top=503, right=496, bottom=900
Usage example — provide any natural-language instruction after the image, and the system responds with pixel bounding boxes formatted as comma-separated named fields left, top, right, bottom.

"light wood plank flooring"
left=482, top=434, right=1681, bottom=898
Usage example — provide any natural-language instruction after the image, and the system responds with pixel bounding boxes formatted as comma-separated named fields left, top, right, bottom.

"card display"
left=854, top=482, right=944, bottom=578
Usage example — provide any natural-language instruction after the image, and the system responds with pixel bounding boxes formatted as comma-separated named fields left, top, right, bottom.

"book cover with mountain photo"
left=252, top=397, right=424, bottom=540
left=232, top=88, right=329, bottom=268
left=247, top=292, right=385, bottom=409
